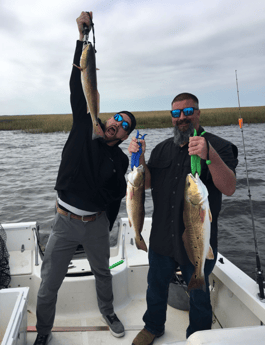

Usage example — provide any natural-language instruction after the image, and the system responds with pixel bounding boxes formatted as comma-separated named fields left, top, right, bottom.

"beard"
left=173, top=120, right=194, bottom=146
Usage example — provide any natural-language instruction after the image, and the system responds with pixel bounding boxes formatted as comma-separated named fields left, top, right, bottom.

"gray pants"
left=36, top=211, right=113, bottom=335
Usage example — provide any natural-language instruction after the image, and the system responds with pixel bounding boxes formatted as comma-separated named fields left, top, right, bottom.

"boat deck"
left=26, top=298, right=189, bottom=344
left=3, top=219, right=265, bottom=345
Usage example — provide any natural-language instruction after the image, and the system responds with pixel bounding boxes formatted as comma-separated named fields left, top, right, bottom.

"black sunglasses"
left=114, top=114, right=130, bottom=131
left=171, top=107, right=198, bottom=118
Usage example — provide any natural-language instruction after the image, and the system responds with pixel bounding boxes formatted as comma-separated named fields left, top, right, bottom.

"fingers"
left=128, top=137, right=146, bottom=155
left=128, top=137, right=138, bottom=155
left=188, top=137, right=207, bottom=158
left=139, top=139, right=146, bottom=154
left=76, top=11, right=93, bottom=38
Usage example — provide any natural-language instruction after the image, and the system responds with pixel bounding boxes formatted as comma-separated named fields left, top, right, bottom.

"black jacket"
left=54, top=41, right=129, bottom=229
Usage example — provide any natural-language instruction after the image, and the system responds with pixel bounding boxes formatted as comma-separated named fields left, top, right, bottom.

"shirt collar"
left=197, top=125, right=205, bottom=136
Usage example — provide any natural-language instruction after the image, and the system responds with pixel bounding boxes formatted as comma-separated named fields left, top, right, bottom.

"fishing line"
left=235, top=70, right=264, bottom=301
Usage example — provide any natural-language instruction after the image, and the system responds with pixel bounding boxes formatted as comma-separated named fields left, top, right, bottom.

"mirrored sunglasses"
left=171, top=107, right=198, bottom=118
left=114, top=114, right=130, bottom=131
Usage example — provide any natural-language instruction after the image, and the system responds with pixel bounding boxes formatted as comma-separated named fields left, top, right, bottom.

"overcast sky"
left=0, top=0, right=264, bottom=116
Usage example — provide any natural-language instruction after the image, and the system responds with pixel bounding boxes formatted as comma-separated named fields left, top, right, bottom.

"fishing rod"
left=235, top=70, right=265, bottom=301
left=173, top=271, right=223, bottom=328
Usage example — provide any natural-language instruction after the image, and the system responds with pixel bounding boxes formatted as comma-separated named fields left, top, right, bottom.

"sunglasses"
left=113, top=114, right=130, bottom=131
left=171, top=107, right=198, bottom=118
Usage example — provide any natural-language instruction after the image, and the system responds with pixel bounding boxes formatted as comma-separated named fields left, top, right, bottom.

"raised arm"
left=70, top=12, right=93, bottom=124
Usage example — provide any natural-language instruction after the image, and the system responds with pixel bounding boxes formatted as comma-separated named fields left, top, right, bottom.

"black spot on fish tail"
left=187, top=273, right=206, bottom=291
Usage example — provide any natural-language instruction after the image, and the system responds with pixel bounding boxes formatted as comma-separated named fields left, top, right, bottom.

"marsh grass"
left=0, top=106, right=264, bottom=133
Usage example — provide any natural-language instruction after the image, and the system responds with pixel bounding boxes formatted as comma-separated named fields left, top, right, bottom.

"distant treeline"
left=0, top=106, right=264, bottom=133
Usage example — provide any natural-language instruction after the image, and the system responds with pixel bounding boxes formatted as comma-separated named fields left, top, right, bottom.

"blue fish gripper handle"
left=131, top=130, right=147, bottom=170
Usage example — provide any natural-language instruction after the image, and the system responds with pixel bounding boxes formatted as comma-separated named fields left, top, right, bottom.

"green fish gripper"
left=190, top=129, right=211, bottom=176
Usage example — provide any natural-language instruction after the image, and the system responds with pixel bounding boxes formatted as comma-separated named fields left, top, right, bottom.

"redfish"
left=126, top=165, right=147, bottom=252
left=74, top=42, right=104, bottom=139
left=183, top=173, right=214, bottom=290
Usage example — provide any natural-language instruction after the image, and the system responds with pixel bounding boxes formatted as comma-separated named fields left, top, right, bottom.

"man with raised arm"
left=33, top=11, right=136, bottom=345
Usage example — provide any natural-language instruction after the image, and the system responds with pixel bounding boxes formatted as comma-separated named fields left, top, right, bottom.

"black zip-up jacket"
left=54, top=41, right=129, bottom=229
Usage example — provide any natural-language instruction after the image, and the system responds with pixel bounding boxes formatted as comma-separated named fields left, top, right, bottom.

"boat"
left=1, top=217, right=265, bottom=345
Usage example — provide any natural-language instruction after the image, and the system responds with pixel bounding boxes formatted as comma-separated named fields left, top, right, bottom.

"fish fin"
left=182, top=230, right=196, bottom=266
left=73, top=64, right=82, bottom=71
left=187, top=273, right=206, bottom=291
left=130, top=189, right=134, bottom=200
left=209, top=208, right=212, bottom=222
left=199, top=207, right=206, bottom=223
left=206, top=245, right=215, bottom=260
left=135, top=235, right=148, bottom=252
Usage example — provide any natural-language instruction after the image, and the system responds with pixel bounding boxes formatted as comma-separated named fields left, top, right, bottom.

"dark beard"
left=173, top=121, right=194, bottom=146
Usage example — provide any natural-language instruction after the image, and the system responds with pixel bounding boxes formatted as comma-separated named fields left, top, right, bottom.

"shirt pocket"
left=149, top=158, right=172, bottom=191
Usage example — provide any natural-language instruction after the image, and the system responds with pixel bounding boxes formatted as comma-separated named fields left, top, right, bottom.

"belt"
left=56, top=202, right=102, bottom=222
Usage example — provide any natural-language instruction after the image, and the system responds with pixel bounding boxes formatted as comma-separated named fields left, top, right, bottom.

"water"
left=0, top=124, right=264, bottom=281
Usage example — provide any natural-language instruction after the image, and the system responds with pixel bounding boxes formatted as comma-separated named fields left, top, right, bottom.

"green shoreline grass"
left=0, top=106, right=264, bottom=133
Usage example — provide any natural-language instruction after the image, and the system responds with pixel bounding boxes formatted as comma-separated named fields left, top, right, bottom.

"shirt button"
left=177, top=163, right=180, bottom=166
left=172, top=234, right=174, bottom=237
left=113, top=169, right=116, bottom=172
left=172, top=205, right=174, bottom=208
left=171, top=220, right=174, bottom=223
left=175, top=177, right=178, bottom=179
left=173, top=191, right=175, bottom=194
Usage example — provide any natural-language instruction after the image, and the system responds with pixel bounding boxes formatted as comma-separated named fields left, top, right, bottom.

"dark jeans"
left=143, top=247, right=217, bottom=338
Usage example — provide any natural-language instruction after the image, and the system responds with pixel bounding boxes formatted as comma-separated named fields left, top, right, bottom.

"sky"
left=0, top=0, right=264, bottom=116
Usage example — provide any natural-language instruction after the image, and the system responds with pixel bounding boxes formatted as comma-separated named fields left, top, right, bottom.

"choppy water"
left=0, top=124, right=264, bottom=281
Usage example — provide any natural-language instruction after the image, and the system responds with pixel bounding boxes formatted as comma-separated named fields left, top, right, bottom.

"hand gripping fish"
left=126, top=131, right=148, bottom=252
left=74, top=14, right=104, bottom=139
left=183, top=173, right=215, bottom=291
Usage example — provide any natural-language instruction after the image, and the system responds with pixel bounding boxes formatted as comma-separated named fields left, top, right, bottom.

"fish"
left=126, top=165, right=148, bottom=252
left=182, top=173, right=215, bottom=291
left=74, top=42, right=104, bottom=139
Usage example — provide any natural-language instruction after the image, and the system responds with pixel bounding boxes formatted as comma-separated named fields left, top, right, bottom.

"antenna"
left=235, top=70, right=264, bottom=300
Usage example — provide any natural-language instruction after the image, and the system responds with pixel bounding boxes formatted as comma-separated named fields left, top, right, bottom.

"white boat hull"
left=1, top=218, right=265, bottom=344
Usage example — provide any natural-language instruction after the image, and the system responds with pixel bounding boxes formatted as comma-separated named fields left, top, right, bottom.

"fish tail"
left=92, top=132, right=101, bottom=140
left=91, top=121, right=105, bottom=140
left=135, top=235, right=148, bottom=252
left=187, top=273, right=206, bottom=291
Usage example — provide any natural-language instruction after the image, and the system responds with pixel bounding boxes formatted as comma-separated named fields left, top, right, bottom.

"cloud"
left=0, top=0, right=264, bottom=116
